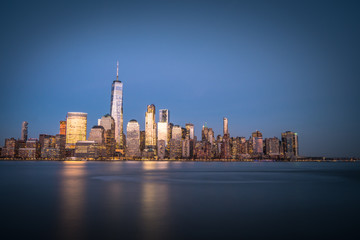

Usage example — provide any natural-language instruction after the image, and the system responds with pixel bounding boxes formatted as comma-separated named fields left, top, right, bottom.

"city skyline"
left=1, top=0, right=360, bottom=157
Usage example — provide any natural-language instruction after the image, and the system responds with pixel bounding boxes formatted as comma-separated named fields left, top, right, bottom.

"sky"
left=0, top=0, right=359, bottom=157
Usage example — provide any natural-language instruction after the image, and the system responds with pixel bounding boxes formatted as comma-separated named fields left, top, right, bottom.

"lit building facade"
left=158, top=109, right=169, bottom=147
left=21, top=121, right=28, bottom=141
left=99, top=114, right=115, bottom=158
left=157, top=122, right=168, bottom=146
left=281, top=131, right=299, bottom=158
left=66, top=112, right=87, bottom=149
left=251, top=130, right=263, bottom=154
left=60, top=121, right=66, bottom=135
left=159, top=109, right=169, bottom=123
left=185, top=123, right=194, bottom=139
left=169, top=125, right=182, bottom=159
left=89, top=126, right=105, bottom=146
left=126, top=120, right=141, bottom=158
left=1, top=138, right=18, bottom=158
left=145, top=104, right=156, bottom=148
left=223, top=117, right=228, bottom=136
left=110, top=62, right=124, bottom=148
left=74, top=141, right=99, bottom=159
left=265, top=137, right=280, bottom=156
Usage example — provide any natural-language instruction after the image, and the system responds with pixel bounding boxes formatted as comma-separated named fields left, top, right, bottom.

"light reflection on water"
left=57, top=161, right=86, bottom=240
left=41, top=161, right=360, bottom=240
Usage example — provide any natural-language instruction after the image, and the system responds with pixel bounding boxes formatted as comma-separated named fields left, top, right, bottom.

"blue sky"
left=1, top=0, right=359, bottom=157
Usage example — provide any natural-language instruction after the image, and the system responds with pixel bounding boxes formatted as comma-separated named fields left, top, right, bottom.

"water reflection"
left=140, top=161, right=170, bottom=240
left=142, top=161, right=169, bottom=171
left=57, top=161, right=87, bottom=240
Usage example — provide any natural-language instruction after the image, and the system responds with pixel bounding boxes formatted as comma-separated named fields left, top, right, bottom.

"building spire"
left=116, top=60, right=119, bottom=81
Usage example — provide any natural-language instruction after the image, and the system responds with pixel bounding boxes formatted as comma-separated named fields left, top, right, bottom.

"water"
left=0, top=161, right=359, bottom=240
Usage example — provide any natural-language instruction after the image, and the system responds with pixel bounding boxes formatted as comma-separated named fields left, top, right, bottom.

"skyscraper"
left=265, top=137, right=280, bottom=156
left=65, top=112, right=87, bottom=149
left=59, top=121, right=66, bottom=135
left=281, top=131, right=299, bottom=158
left=251, top=130, right=263, bottom=154
left=158, top=109, right=169, bottom=146
left=21, top=121, right=28, bottom=141
left=145, top=104, right=156, bottom=149
left=159, top=109, right=169, bottom=123
left=99, top=114, right=115, bottom=157
left=89, top=126, right=105, bottom=145
left=110, top=61, right=124, bottom=149
left=223, top=117, right=228, bottom=136
left=169, top=125, right=182, bottom=159
left=185, top=123, right=194, bottom=139
left=126, top=120, right=140, bottom=158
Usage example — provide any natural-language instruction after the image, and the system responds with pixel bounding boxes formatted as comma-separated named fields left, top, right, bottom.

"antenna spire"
left=116, top=61, right=119, bottom=81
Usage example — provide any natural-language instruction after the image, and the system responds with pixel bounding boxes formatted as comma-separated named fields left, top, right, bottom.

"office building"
left=89, top=126, right=105, bottom=145
left=169, top=125, right=182, bottom=159
left=99, top=114, right=115, bottom=157
left=145, top=104, right=156, bottom=149
left=281, top=131, right=299, bottom=158
left=60, top=121, right=66, bottom=135
left=66, top=112, right=87, bottom=149
left=74, top=141, right=99, bottom=159
left=110, top=61, right=124, bottom=148
left=185, top=123, right=194, bottom=139
left=126, top=120, right=141, bottom=158
left=159, top=109, right=169, bottom=123
left=21, top=121, right=28, bottom=141
left=223, top=117, right=228, bottom=136
left=252, top=130, right=263, bottom=154
left=1, top=138, right=18, bottom=158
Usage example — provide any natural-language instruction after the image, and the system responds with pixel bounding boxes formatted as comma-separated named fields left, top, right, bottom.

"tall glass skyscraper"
left=110, top=61, right=124, bottom=149
left=145, top=104, right=156, bottom=148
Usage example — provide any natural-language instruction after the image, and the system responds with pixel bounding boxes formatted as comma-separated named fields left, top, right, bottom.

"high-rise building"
left=157, top=122, right=168, bottom=145
left=159, top=109, right=169, bottom=123
left=185, top=123, right=194, bottom=139
left=158, top=109, right=169, bottom=150
left=60, top=121, right=66, bottom=135
left=99, top=115, right=115, bottom=158
left=66, top=112, right=87, bottom=149
left=19, top=138, right=40, bottom=159
left=281, top=131, right=299, bottom=158
left=171, top=125, right=182, bottom=140
left=202, top=124, right=209, bottom=142
left=169, top=125, right=182, bottom=159
left=89, top=126, right=105, bottom=145
left=21, top=121, right=28, bottom=141
left=126, top=120, right=141, bottom=158
left=157, top=140, right=166, bottom=160
left=223, top=117, right=228, bottom=136
left=140, top=131, right=145, bottom=152
left=265, top=137, right=280, bottom=156
left=55, top=134, right=66, bottom=159
left=251, top=130, right=263, bottom=154
left=1, top=138, right=18, bottom=158
left=110, top=61, right=124, bottom=149
left=145, top=104, right=156, bottom=149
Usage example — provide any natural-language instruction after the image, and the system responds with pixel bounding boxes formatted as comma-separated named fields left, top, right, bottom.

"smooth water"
left=0, top=161, right=359, bottom=240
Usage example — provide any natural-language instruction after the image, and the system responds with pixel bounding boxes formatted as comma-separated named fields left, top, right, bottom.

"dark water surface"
left=1, top=161, right=359, bottom=240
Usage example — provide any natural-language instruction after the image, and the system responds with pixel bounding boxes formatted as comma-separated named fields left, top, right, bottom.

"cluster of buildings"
left=0, top=63, right=299, bottom=160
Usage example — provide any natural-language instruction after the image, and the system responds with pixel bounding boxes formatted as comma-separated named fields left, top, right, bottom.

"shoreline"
left=0, top=158, right=359, bottom=162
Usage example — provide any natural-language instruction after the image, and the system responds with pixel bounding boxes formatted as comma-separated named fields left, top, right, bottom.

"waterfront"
left=1, top=161, right=359, bottom=240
